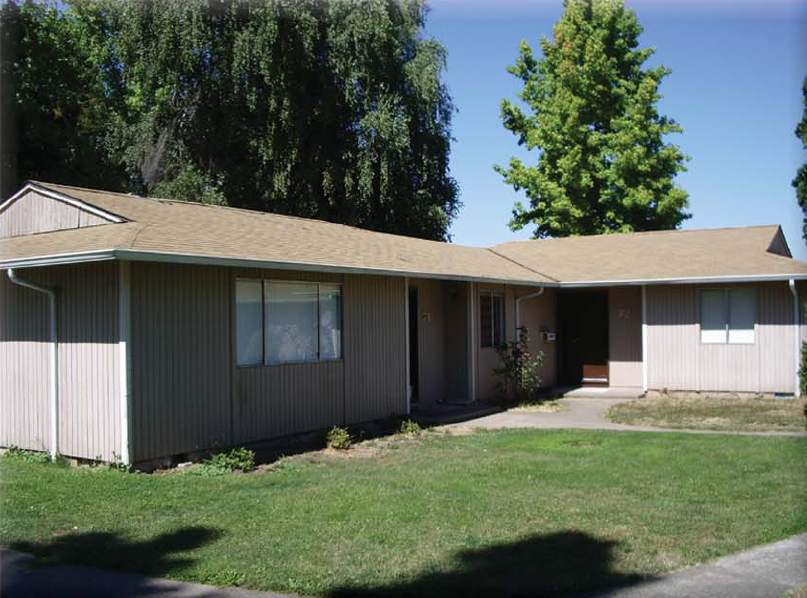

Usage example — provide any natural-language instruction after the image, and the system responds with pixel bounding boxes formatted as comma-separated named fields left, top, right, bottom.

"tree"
left=66, top=0, right=459, bottom=240
left=794, top=76, right=807, bottom=241
left=495, top=0, right=689, bottom=238
left=0, top=1, right=127, bottom=199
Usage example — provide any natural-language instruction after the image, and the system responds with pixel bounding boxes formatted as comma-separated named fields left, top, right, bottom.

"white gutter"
left=515, top=287, right=545, bottom=335
left=7, top=269, right=59, bottom=460
left=789, top=279, right=801, bottom=398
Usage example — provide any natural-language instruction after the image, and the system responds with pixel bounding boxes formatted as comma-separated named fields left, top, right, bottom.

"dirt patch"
left=509, top=400, right=568, bottom=414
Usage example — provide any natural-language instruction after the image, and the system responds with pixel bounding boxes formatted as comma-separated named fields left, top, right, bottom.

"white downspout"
left=7, top=269, right=58, bottom=459
left=641, top=284, right=648, bottom=393
left=515, top=287, right=545, bottom=335
left=789, top=279, right=801, bottom=398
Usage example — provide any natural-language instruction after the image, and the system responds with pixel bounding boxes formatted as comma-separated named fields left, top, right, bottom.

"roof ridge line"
left=486, top=247, right=560, bottom=283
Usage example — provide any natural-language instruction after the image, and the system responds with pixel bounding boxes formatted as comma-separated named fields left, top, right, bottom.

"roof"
left=1, top=181, right=806, bottom=286
left=0, top=182, right=553, bottom=286
left=491, top=225, right=807, bottom=286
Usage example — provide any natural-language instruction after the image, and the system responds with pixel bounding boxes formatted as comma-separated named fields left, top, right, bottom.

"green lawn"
left=2, top=429, right=806, bottom=597
left=606, top=395, right=807, bottom=432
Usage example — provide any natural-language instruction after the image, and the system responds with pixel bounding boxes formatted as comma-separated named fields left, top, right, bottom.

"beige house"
left=2, top=181, right=806, bottom=468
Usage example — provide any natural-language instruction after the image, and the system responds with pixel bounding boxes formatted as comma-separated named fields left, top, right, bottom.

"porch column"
left=404, top=276, right=411, bottom=413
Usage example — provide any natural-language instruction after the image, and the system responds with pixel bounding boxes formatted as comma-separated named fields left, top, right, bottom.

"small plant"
left=109, top=452, right=131, bottom=472
left=193, top=447, right=255, bottom=476
left=326, top=426, right=352, bottom=450
left=800, top=339, right=807, bottom=397
left=493, top=326, right=544, bottom=404
left=5, top=445, right=52, bottom=464
left=397, top=418, right=421, bottom=436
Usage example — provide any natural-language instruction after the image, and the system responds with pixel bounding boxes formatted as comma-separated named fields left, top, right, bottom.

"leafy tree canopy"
left=794, top=75, right=807, bottom=241
left=1, top=0, right=459, bottom=241
left=496, top=0, right=689, bottom=238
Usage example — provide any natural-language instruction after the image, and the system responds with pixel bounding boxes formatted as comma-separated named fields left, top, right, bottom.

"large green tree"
left=496, top=0, right=689, bottom=238
left=2, top=0, right=459, bottom=241
left=794, top=75, right=807, bottom=241
left=0, top=1, right=127, bottom=199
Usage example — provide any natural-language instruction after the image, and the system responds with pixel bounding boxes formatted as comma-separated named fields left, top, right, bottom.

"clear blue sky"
left=425, top=0, right=807, bottom=259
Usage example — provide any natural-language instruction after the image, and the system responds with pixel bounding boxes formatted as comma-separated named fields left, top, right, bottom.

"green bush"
left=194, top=447, right=255, bottom=476
left=326, top=426, right=352, bottom=450
left=800, top=340, right=807, bottom=397
left=493, top=326, right=544, bottom=404
left=5, top=445, right=51, bottom=464
left=398, top=419, right=421, bottom=436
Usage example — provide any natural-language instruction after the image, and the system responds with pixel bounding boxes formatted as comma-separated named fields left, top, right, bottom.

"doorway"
left=558, top=290, right=609, bottom=386
left=408, top=287, right=419, bottom=406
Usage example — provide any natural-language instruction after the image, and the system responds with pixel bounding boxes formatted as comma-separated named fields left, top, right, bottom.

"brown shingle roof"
left=2, top=181, right=806, bottom=285
left=0, top=182, right=554, bottom=285
left=491, top=225, right=807, bottom=283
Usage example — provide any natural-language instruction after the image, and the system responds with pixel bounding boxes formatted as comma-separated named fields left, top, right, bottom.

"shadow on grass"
left=328, top=530, right=652, bottom=598
left=5, top=526, right=222, bottom=597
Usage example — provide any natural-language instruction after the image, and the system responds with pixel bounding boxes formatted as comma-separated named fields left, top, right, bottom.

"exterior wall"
left=646, top=282, right=797, bottom=393
left=516, top=287, right=558, bottom=389
left=0, top=190, right=109, bottom=238
left=474, top=283, right=511, bottom=401
left=409, top=278, right=446, bottom=407
left=0, top=262, right=121, bottom=460
left=443, top=281, right=468, bottom=402
left=608, top=286, right=643, bottom=387
left=129, top=263, right=407, bottom=462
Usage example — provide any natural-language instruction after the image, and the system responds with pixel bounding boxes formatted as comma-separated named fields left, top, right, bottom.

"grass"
left=606, top=395, right=807, bottom=432
left=2, top=429, right=806, bottom=597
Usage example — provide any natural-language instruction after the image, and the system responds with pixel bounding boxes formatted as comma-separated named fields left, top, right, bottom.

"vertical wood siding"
left=647, top=282, right=795, bottom=393
left=343, top=274, right=407, bottom=424
left=608, top=286, right=643, bottom=387
left=443, top=281, right=469, bottom=402
left=0, top=263, right=121, bottom=460
left=517, top=286, right=558, bottom=389
left=130, top=265, right=407, bottom=461
left=130, top=263, right=232, bottom=461
left=0, top=190, right=109, bottom=238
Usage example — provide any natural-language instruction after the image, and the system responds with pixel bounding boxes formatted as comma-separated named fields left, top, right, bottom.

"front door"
left=558, top=291, right=609, bottom=386
left=408, top=287, right=419, bottom=405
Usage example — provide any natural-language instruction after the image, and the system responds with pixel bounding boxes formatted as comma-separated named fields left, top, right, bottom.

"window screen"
left=700, top=290, right=727, bottom=343
left=728, top=288, right=755, bottom=344
left=480, top=290, right=504, bottom=348
left=319, top=284, right=342, bottom=360
left=236, top=280, right=263, bottom=365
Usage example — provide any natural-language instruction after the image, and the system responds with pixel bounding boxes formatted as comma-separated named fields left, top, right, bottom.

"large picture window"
left=236, top=279, right=342, bottom=366
left=700, top=287, right=755, bottom=344
left=480, top=290, right=504, bottom=348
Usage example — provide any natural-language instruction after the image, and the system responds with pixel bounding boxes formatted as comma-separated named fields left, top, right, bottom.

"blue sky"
left=425, top=0, right=807, bottom=258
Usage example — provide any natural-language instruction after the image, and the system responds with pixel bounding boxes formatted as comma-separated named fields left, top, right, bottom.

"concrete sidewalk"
left=446, top=397, right=807, bottom=437
left=590, top=532, right=807, bottom=598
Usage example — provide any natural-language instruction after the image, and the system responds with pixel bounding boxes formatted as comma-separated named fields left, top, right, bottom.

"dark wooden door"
left=558, top=291, right=609, bottom=386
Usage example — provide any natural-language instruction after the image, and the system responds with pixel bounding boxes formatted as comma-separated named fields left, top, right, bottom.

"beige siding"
left=475, top=283, right=509, bottom=401
left=444, top=281, right=469, bottom=402
left=517, top=287, right=558, bottom=389
left=0, top=190, right=109, bottom=238
left=130, top=264, right=406, bottom=461
left=0, top=263, right=121, bottom=460
left=130, top=263, right=232, bottom=461
left=343, top=274, right=407, bottom=424
left=608, top=286, right=643, bottom=387
left=647, top=282, right=796, bottom=393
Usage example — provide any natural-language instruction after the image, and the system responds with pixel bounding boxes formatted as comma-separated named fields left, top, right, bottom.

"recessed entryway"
left=558, top=290, right=609, bottom=386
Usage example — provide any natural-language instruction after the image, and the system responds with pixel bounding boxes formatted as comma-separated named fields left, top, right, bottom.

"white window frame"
left=479, top=290, right=505, bottom=348
left=235, top=278, right=343, bottom=367
left=699, top=287, right=756, bottom=345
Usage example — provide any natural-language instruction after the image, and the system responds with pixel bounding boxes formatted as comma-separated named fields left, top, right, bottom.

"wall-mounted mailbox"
left=541, top=331, right=557, bottom=342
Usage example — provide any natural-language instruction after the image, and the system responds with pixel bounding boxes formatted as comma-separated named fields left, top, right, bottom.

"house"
left=1, top=181, right=806, bottom=468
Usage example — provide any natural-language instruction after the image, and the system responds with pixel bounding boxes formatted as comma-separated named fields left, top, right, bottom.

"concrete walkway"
left=446, top=397, right=807, bottom=437
left=589, top=532, right=807, bottom=598
left=3, top=533, right=806, bottom=597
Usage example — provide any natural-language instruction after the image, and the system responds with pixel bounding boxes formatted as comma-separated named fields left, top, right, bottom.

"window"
left=236, top=279, right=342, bottom=366
left=699, top=288, right=755, bottom=344
left=480, top=290, right=504, bottom=348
